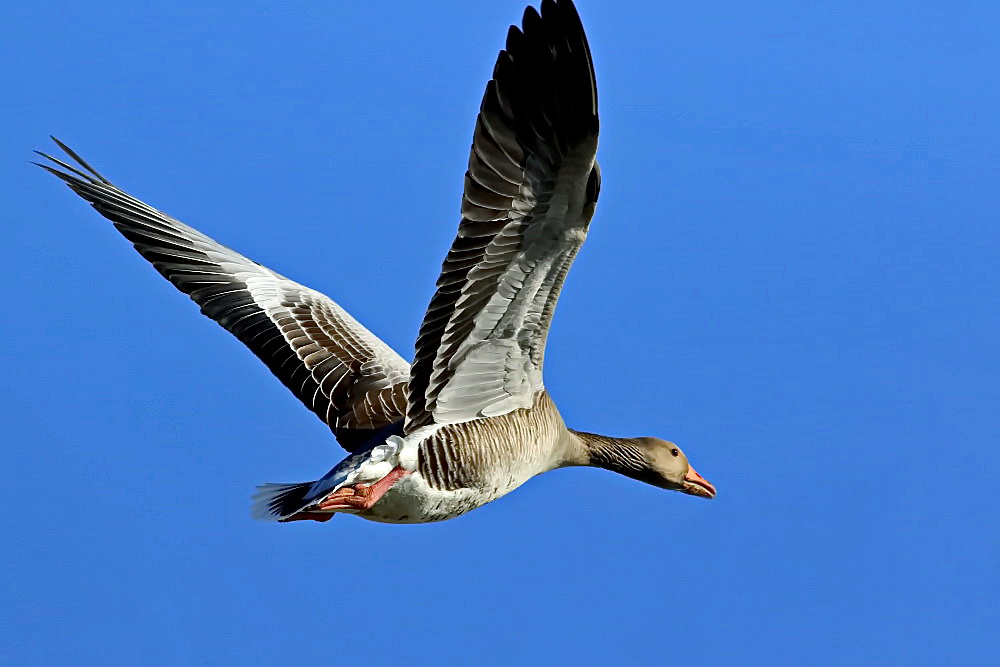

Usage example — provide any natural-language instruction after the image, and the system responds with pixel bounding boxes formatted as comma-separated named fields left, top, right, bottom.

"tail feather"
left=251, top=481, right=316, bottom=521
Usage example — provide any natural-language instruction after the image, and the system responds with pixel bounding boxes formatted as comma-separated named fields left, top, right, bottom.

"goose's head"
left=635, top=437, right=716, bottom=499
left=575, top=431, right=716, bottom=499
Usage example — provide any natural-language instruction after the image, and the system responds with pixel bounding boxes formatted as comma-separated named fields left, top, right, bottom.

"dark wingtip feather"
left=47, top=136, right=111, bottom=184
left=522, top=4, right=542, bottom=30
left=33, top=149, right=98, bottom=183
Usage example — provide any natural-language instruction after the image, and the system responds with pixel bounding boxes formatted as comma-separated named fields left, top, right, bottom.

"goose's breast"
left=362, top=394, right=573, bottom=523
left=360, top=437, right=551, bottom=523
left=420, top=393, right=570, bottom=489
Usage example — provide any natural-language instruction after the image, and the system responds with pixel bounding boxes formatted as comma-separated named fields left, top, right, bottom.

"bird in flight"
left=37, top=0, right=715, bottom=524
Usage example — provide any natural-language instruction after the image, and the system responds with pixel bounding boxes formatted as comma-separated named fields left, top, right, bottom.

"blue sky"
left=3, top=0, right=998, bottom=664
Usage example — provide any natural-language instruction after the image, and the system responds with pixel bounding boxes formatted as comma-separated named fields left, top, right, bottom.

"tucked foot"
left=316, top=466, right=409, bottom=512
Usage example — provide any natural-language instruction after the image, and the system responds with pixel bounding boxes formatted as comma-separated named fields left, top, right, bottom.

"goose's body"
left=365, top=392, right=576, bottom=523
left=38, top=0, right=715, bottom=526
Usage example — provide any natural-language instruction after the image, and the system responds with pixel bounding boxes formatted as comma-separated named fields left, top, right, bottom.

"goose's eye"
left=670, top=448, right=680, bottom=457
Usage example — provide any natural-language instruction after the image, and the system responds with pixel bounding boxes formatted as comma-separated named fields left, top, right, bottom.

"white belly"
left=358, top=469, right=522, bottom=524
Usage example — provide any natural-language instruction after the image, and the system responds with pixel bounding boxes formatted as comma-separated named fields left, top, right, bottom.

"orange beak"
left=681, top=465, right=716, bottom=499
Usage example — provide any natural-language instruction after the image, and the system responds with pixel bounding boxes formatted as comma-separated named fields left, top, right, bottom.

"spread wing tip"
left=35, top=137, right=112, bottom=185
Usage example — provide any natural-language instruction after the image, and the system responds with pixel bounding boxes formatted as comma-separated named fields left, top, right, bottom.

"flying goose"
left=37, top=0, right=715, bottom=524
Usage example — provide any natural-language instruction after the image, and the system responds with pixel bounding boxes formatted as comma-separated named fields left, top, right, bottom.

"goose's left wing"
left=407, top=0, right=600, bottom=430
left=36, top=140, right=409, bottom=451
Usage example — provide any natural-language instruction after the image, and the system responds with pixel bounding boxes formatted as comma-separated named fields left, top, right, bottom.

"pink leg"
left=315, top=466, right=410, bottom=512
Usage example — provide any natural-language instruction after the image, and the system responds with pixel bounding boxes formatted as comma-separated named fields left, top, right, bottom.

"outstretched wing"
left=36, top=139, right=408, bottom=451
left=407, top=0, right=600, bottom=430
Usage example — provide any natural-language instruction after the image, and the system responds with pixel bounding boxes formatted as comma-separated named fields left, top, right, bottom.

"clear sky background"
left=3, top=1, right=997, bottom=664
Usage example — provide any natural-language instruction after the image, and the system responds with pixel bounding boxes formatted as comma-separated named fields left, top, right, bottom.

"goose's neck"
left=567, top=429, right=650, bottom=478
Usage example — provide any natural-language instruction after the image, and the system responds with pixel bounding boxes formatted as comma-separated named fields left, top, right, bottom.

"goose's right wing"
left=406, top=0, right=600, bottom=430
left=36, top=140, right=409, bottom=451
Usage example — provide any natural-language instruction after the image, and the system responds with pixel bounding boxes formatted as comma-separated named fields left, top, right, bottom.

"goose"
left=36, top=0, right=715, bottom=525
